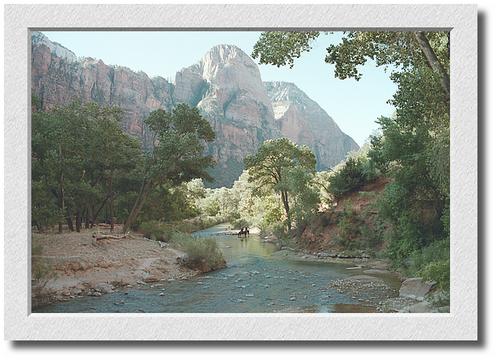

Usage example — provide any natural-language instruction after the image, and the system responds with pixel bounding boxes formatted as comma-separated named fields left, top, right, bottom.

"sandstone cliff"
left=264, top=81, right=358, bottom=171
left=31, top=32, right=358, bottom=187
left=31, top=32, right=174, bottom=145
left=173, top=45, right=280, bottom=185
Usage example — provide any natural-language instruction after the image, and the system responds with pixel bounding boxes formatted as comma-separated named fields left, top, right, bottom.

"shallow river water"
left=36, top=224, right=398, bottom=313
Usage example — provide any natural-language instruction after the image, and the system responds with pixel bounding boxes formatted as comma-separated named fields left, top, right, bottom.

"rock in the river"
left=399, top=277, right=436, bottom=301
left=93, top=282, right=114, bottom=294
left=143, top=275, right=160, bottom=283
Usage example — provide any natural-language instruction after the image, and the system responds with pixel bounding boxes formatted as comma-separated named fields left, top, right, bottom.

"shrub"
left=319, top=213, right=334, bottom=227
left=328, top=157, right=378, bottom=199
left=336, top=207, right=362, bottom=249
left=358, top=219, right=384, bottom=250
left=335, top=205, right=382, bottom=251
left=31, top=243, right=56, bottom=305
left=406, top=237, right=449, bottom=291
left=419, top=259, right=450, bottom=292
left=171, top=233, right=226, bottom=272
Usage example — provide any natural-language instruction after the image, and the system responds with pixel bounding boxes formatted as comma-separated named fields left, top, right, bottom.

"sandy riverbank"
left=31, top=227, right=199, bottom=308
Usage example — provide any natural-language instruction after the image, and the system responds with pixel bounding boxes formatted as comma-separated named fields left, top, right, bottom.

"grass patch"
left=31, top=242, right=56, bottom=308
left=170, top=232, right=226, bottom=272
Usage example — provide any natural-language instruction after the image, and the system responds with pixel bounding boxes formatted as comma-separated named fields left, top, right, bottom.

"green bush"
left=358, top=219, right=384, bottom=250
left=31, top=242, right=56, bottom=304
left=335, top=205, right=383, bottom=251
left=319, top=213, right=334, bottom=227
left=419, top=259, right=450, bottom=292
left=406, top=237, right=449, bottom=291
left=336, top=207, right=361, bottom=249
left=328, top=157, right=378, bottom=199
left=170, top=232, right=226, bottom=272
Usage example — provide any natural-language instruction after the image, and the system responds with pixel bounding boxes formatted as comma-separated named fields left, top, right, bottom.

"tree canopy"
left=123, top=104, right=215, bottom=232
left=252, top=30, right=450, bottom=289
left=32, top=101, right=143, bottom=232
left=252, top=31, right=450, bottom=100
left=244, top=138, right=317, bottom=232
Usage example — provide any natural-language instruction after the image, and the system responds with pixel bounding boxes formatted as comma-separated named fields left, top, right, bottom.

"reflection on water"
left=194, top=224, right=278, bottom=263
left=36, top=224, right=391, bottom=313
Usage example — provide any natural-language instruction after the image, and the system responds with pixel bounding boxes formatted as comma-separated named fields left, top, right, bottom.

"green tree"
left=328, top=155, right=378, bottom=199
left=253, top=31, right=450, bottom=286
left=32, top=101, right=143, bottom=232
left=252, top=31, right=320, bottom=68
left=244, top=138, right=316, bottom=232
left=87, top=108, right=143, bottom=231
left=252, top=31, right=449, bottom=100
left=123, top=104, right=215, bottom=232
left=286, top=166, right=320, bottom=232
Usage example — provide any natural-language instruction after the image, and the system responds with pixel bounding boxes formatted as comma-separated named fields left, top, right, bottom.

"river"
left=35, top=223, right=399, bottom=313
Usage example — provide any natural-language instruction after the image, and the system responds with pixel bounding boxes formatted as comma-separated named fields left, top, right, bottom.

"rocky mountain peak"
left=31, top=33, right=359, bottom=187
left=31, top=31, right=77, bottom=63
left=200, top=44, right=260, bottom=81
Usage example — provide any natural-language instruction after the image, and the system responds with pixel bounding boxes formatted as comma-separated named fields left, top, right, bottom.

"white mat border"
left=4, top=4, right=477, bottom=341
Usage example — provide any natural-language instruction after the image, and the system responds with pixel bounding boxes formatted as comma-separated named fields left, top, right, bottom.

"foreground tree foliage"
left=253, top=31, right=450, bottom=290
left=252, top=31, right=449, bottom=100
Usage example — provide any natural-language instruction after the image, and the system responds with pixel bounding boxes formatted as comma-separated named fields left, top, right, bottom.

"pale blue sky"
left=41, top=31, right=397, bottom=145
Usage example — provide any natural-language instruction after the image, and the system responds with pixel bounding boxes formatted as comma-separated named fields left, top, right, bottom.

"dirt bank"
left=298, top=177, right=390, bottom=252
left=31, top=227, right=198, bottom=308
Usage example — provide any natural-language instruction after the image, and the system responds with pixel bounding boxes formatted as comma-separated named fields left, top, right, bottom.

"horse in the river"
left=237, top=227, right=249, bottom=239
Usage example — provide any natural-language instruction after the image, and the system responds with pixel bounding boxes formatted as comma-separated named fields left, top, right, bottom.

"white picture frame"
left=4, top=4, right=478, bottom=341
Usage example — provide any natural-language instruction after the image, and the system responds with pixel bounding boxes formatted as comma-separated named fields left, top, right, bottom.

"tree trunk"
left=57, top=144, right=64, bottom=233
left=91, top=194, right=112, bottom=226
left=65, top=208, right=74, bottom=232
left=75, top=208, right=82, bottom=232
left=280, top=190, right=291, bottom=233
left=84, top=207, right=90, bottom=229
left=88, top=205, right=95, bottom=228
left=123, top=179, right=152, bottom=233
left=414, top=31, right=450, bottom=100
left=109, top=175, right=114, bottom=232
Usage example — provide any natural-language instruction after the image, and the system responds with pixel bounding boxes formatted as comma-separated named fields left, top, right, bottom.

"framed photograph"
left=4, top=4, right=477, bottom=341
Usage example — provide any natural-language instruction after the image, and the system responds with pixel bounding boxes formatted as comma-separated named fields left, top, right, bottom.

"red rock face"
left=265, top=81, right=359, bottom=170
left=31, top=40, right=174, bottom=144
left=31, top=34, right=358, bottom=187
